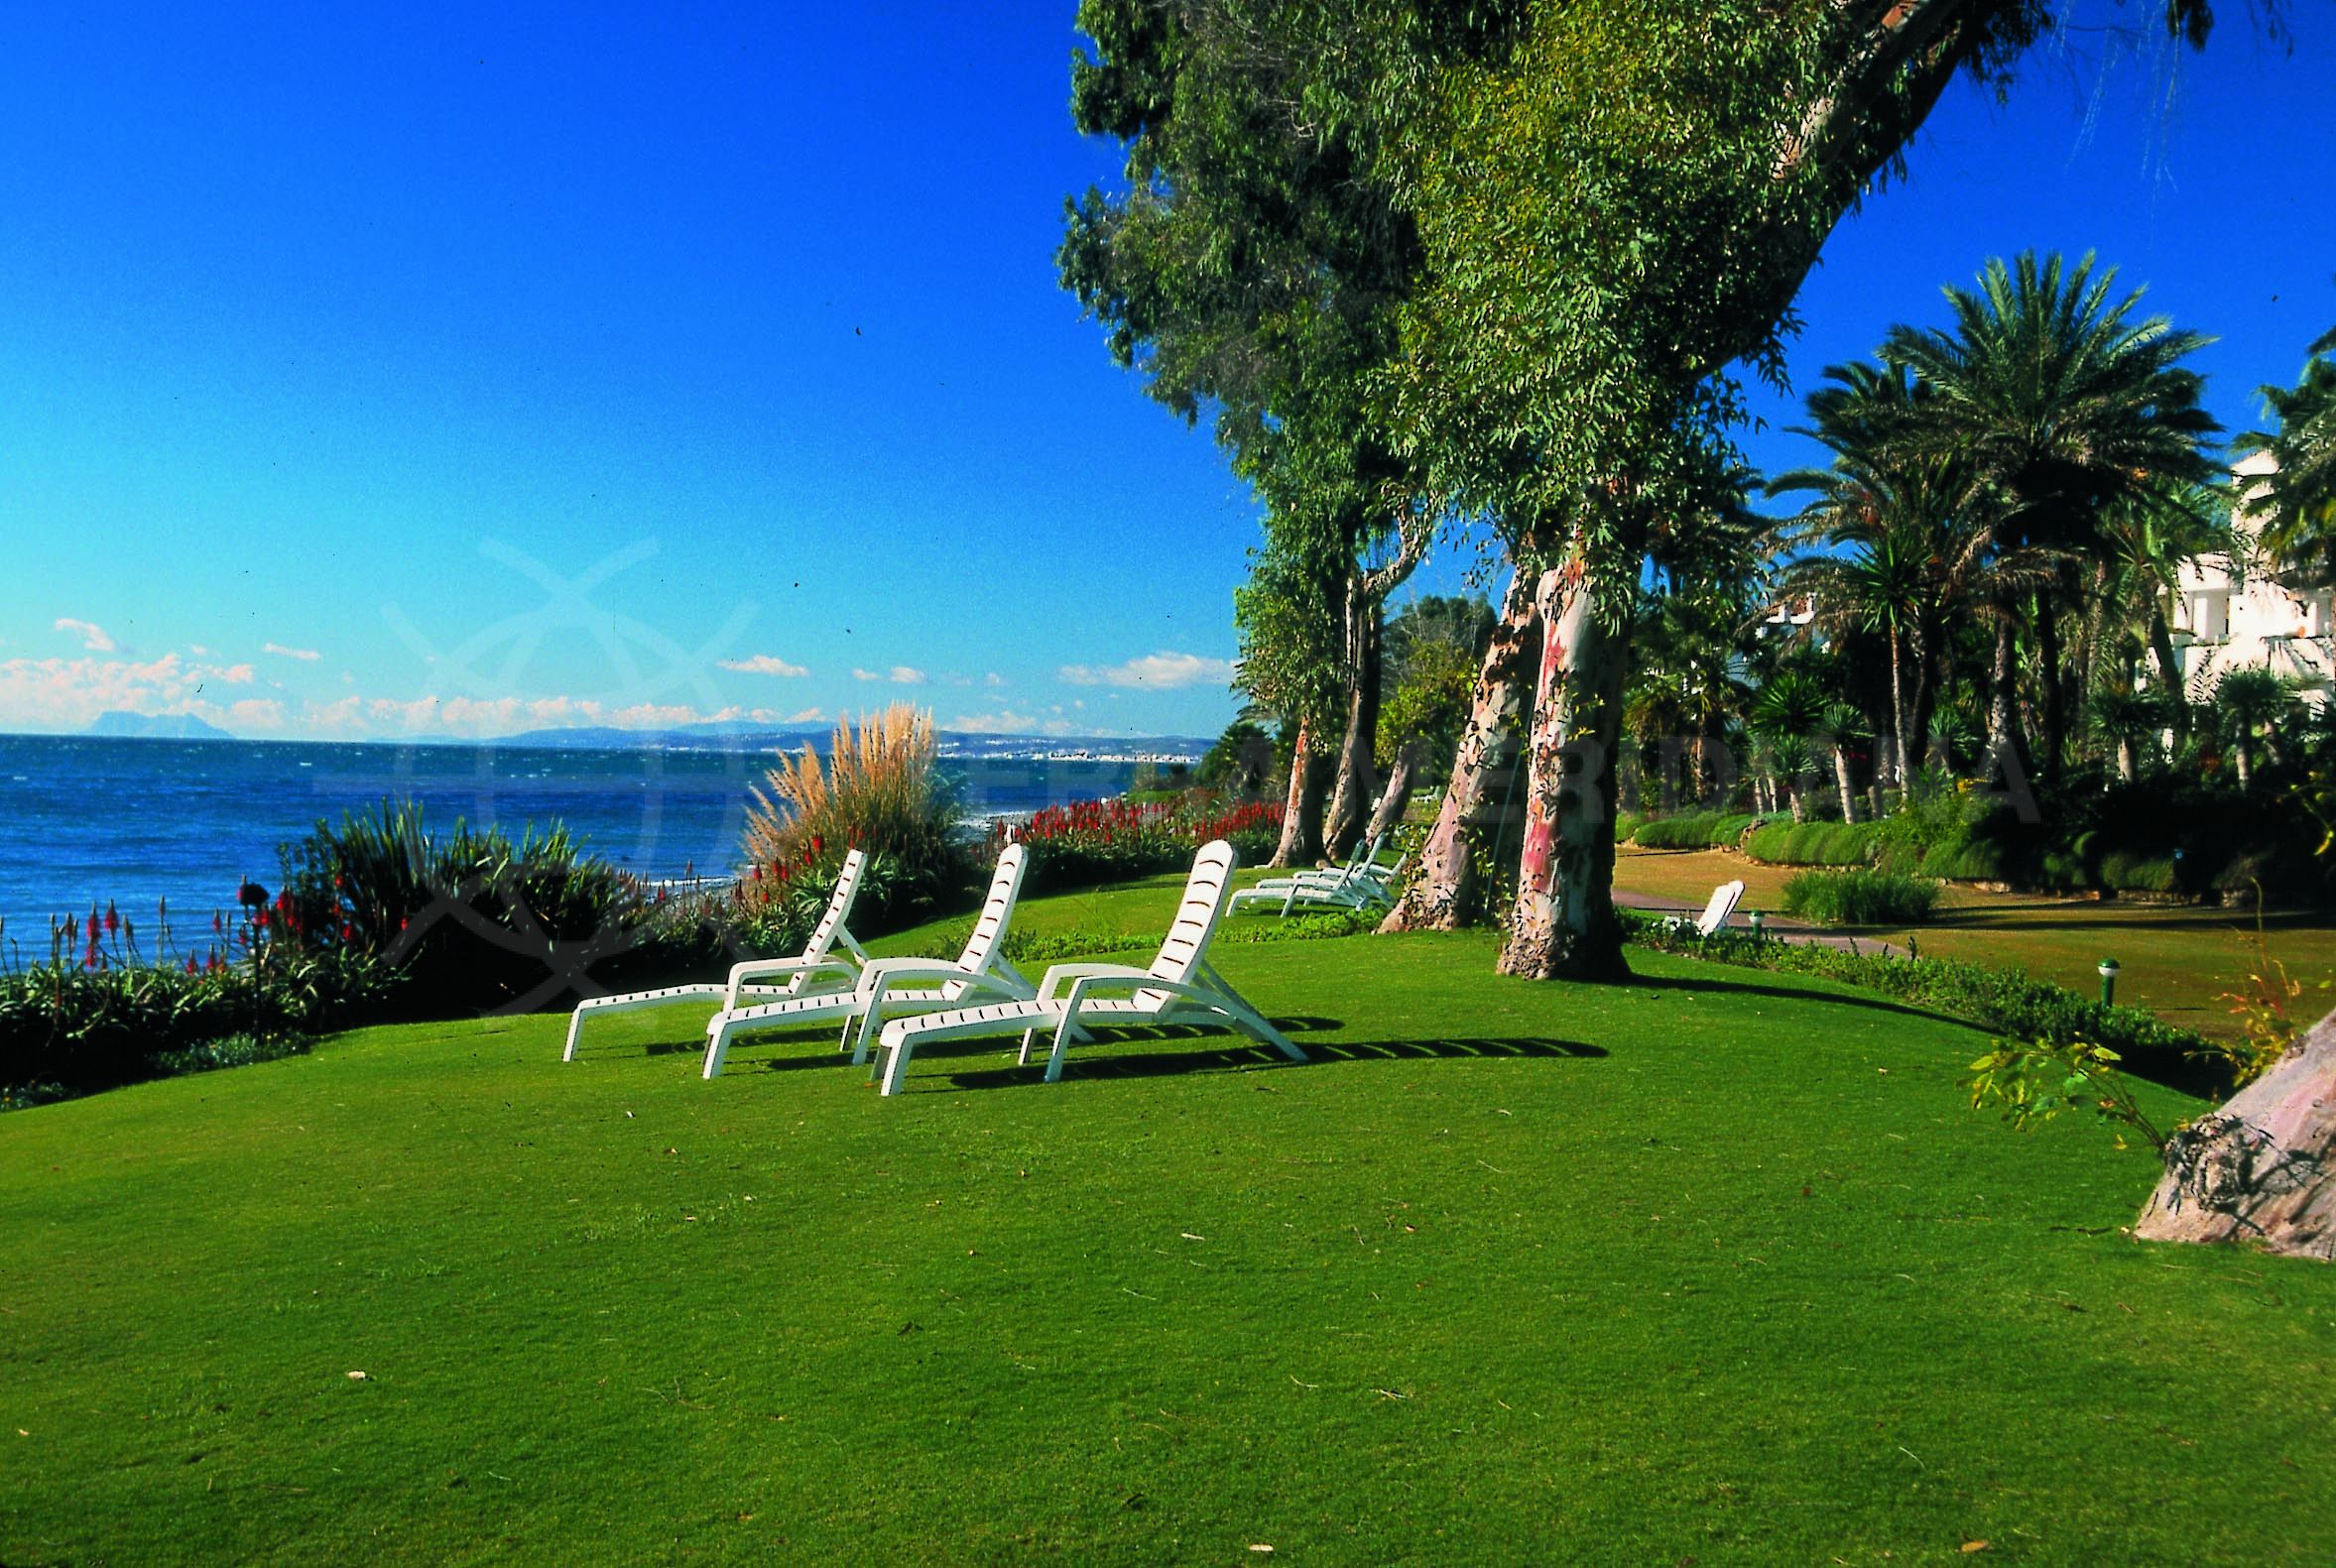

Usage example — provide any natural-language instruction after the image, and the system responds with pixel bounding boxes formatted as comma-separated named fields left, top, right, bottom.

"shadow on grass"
left=1639, top=971, right=1961, bottom=1027
left=919, top=1029, right=1606, bottom=1092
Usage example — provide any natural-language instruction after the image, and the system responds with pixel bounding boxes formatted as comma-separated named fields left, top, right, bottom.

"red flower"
left=104, top=903, right=119, bottom=934
left=185, top=956, right=198, bottom=974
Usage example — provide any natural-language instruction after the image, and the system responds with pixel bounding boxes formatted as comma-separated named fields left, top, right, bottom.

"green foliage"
left=1780, top=868, right=1940, bottom=926
left=1630, top=811, right=1760, bottom=850
left=1375, top=630, right=1477, bottom=774
left=0, top=946, right=394, bottom=1098
left=279, top=801, right=743, bottom=1016
left=1743, top=819, right=1885, bottom=867
left=1966, top=1038, right=2167, bottom=1153
left=2237, top=333, right=2336, bottom=585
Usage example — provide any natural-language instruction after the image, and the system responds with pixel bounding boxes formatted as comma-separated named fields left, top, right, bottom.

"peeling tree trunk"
left=1366, top=740, right=1414, bottom=849
left=1832, top=742, right=1859, bottom=824
left=1498, top=561, right=1629, bottom=982
left=1321, top=580, right=1382, bottom=859
left=1381, top=568, right=1537, bottom=933
left=2135, top=1005, right=2336, bottom=1262
left=1268, top=722, right=1326, bottom=869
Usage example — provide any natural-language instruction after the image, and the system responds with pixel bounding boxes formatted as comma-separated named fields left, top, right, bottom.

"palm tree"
left=2201, top=666, right=2299, bottom=792
left=1883, top=252, right=2222, bottom=786
left=2087, top=687, right=2165, bottom=783
left=1749, top=669, right=1829, bottom=822
left=1770, top=361, right=1981, bottom=789
left=2239, top=330, right=2336, bottom=586
left=2096, top=481, right=2234, bottom=735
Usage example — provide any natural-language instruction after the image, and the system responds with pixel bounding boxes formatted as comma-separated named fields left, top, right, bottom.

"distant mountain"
left=85, top=710, right=234, bottom=740
left=492, top=722, right=1214, bottom=760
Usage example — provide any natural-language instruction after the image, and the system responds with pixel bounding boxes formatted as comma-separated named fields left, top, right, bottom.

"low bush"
left=1, top=943, right=396, bottom=1097
left=1744, top=819, right=1885, bottom=867
left=278, top=801, right=748, bottom=1017
left=1632, top=811, right=1763, bottom=850
left=1780, top=868, right=1941, bottom=925
left=2099, top=849, right=2182, bottom=895
left=1613, top=810, right=1648, bottom=845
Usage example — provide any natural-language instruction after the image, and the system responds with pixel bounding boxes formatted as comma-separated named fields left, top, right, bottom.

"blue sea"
left=0, top=734, right=1146, bottom=947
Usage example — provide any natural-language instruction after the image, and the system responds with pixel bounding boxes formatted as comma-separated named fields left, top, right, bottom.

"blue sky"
left=2, top=5, right=2330, bottom=742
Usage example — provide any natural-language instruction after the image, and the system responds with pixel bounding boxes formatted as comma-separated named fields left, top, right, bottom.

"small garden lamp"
left=1748, top=909, right=1765, bottom=941
left=2098, top=957, right=2121, bottom=1007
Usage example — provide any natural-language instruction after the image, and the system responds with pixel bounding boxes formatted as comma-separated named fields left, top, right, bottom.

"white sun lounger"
left=873, top=839, right=1302, bottom=1096
left=1227, top=834, right=1398, bottom=916
left=1662, top=879, right=1745, bottom=938
left=561, top=848, right=871, bottom=1061
left=699, top=845, right=1040, bottom=1079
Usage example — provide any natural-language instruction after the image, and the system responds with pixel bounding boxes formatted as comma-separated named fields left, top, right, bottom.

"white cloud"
left=984, top=671, right=1006, bottom=687
left=1057, top=650, right=1236, bottom=690
left=940, top=672, right=973, bottom=687
left=851, top=665, right=927, bottom=685
left=786, top=706, right=827, bottom=724
left=263, top=642, right=322, bottom=662
left=717, top=654, right=810, bottom=677
left=55, top=618, right=115, bottom=653
left=0, top=650, right=274, bottom=732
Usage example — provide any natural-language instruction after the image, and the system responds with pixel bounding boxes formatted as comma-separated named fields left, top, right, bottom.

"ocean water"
left=0, top=734, right=1143, bottom=947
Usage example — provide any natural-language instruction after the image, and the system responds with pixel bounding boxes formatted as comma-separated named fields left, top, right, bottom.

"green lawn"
left=1617, top=845, right=2336, bottom=1042
left=3, top=909, right=2332, bottom=1564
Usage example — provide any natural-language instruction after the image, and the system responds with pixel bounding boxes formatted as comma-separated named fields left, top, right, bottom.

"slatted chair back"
left=954, top=845, right=1028, bottom=972
left=803, top=849, right=868, bottom=959
left=1145, top=840, right=1239, bottom=1000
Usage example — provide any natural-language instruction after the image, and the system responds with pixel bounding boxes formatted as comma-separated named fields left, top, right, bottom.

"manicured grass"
left=1619, top=845, right=2336, bottom=1041
left=3, top=908, right=2332, bottom=1564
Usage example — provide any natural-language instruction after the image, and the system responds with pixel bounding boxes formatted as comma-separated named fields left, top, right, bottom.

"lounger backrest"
left=1697, top=880, right=1746, bottom=937
left=954, top=844, right=1027, bottom=971
left=1146, top=839, right=1239, bottom=994
left=803, top=849, right=868, bottom=959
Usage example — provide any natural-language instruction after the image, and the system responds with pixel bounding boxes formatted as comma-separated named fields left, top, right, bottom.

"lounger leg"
left=562, top=1008, right=587, bottom=1061
left=702, top=1021, right=734, bottom=1080
left=879, top=1033, right=915, bottom=1097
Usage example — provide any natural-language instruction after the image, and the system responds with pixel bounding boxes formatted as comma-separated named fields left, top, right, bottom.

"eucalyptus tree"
left=2239, top=328, right=2336, bottom=585
left=1059, top=0, right=1436, bottom=865
left=1074, top=0, right=2235, bottom=980
left=1880, top=251, right=2222, bottom=787
left=1232, top=529, right=1349, bottom=864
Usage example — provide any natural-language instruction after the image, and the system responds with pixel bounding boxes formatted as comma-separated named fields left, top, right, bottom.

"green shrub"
left=279, top=801, right=742, bottom=1017
left=1779, top=869, right=1941, bottom=925
left=1916, top=839, right=2011, bottom=882
left=2099, top=850, right=2181, bottom=895
left=1, top=946, right=395, bottom=1098
left=1744, top=819, right=1884, bottom=866
left=1614, top=810, right=1648, bottom=845
left=1633, top=811, right=1763, bottom=850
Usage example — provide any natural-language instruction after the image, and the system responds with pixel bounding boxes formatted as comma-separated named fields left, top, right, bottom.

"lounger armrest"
left=852, top=957, right=974, bottom=989
left=722, top=954, right=859, bottom=1007
left=1036, top=962, right=1156, bottom=1000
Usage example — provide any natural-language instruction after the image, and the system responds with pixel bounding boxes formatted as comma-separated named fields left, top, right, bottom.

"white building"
left=2168, top=451, right=2334, bottom=704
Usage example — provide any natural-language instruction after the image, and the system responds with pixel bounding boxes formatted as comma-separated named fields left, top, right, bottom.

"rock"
left=2134, top=1006, right=2336, bottom=1261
